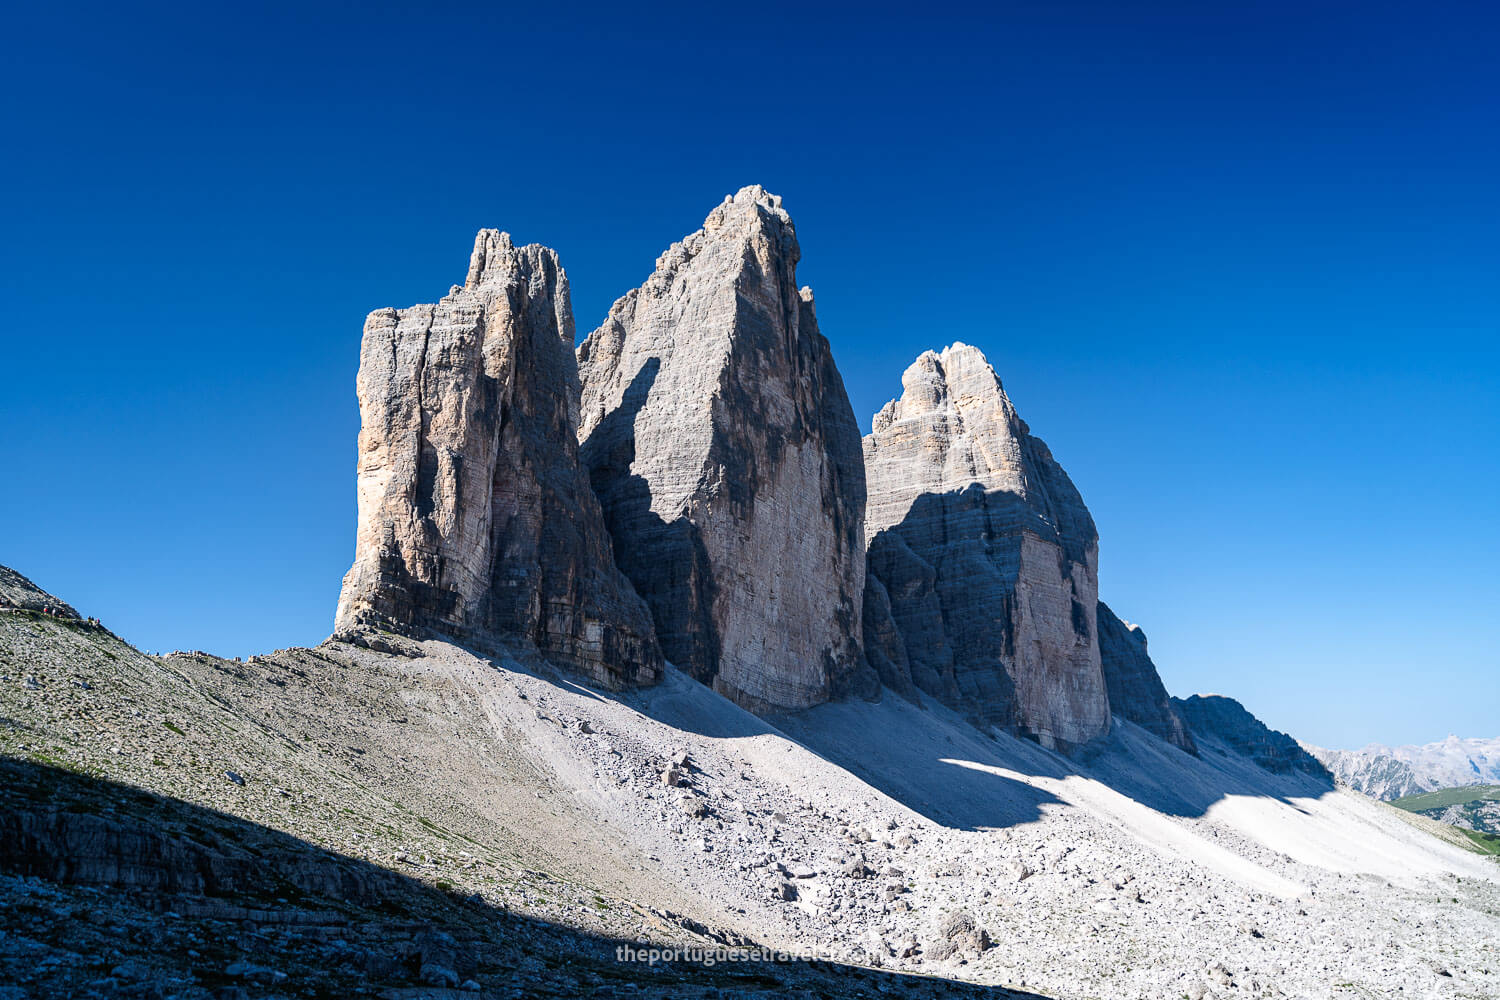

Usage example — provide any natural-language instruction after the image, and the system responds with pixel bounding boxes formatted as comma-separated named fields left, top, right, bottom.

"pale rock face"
left=335, top=232, right=661, bottom=688
left=861, top=343, right=1110, bottom=750
left=576, top=186, right=871, bottom=711
left=1095, top=603, right=1196, bottom=754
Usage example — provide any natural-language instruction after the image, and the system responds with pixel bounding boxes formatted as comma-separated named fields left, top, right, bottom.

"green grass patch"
left=1392, top=784, right=1500, bottom=812
left=162, top=721, right=185, bottom=736
left=1456, top=827, right=1500, bottom=857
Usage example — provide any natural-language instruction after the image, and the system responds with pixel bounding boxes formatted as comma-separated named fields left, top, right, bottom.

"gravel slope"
left=3, top=609, right=1497, bottom=999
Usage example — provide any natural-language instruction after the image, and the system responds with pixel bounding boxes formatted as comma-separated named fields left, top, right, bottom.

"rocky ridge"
left=576, top=186, right=872, bottom=711
left=1172, top=695, right=1331, bottom=779
left=334, top=231, right=661, bottom=689
left=1308, top=735, right=1500, bottom=801
left=332, top=189, right=1215, bottom=747
left=0, top=565, right=79, bottom=618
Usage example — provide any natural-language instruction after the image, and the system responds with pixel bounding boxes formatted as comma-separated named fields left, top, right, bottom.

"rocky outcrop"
left=1096, top=603, right=1196, bottom=754
left=1172, top=695, right=1332, bottom=780
left=0, top=565, right=80, bottom=618
left=576, top=186, right=871, bottom=711
left=861, top=343, right=1110, bottom=751
left=335, top=232, right=661, bottom=689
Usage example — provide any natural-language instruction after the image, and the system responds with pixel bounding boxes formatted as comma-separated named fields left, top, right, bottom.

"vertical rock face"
left=1095, top=603, right=1196, bottom=754
left=861, top=343, right=1110, bottom=750
left=576, top=186, right=871, bottom=711
left=335, top=231, right=662, bottom=688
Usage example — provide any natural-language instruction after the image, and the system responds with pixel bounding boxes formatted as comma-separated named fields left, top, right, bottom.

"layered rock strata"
left=576, top=186, right=871, bottom=711
left=335, top=232, right=661, bottom=688
left=1095, top=603, right=1196, bottom=754
left=861, top=343, right=1110, bottom=750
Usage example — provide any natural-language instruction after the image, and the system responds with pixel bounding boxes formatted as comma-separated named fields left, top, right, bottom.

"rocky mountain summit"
left=576, top=186, right=871, bottom=711
left=329, top=190, right=1293, bottom=760
left=334, top=231, right=661, bottom=689
left=18, top=185, right=1489, bottom=997
left=860, top=343, right=1110, bottom=751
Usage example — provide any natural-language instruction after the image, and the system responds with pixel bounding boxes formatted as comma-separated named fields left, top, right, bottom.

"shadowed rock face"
left=861, top=343, right=1110, bottom=751
left=1173, top=695, right=1332, bottom=779
left=576, top=186, right=872, bottom=712
left=1096, top=603, right=1196, bottom=755
left=335, top=232, right=661, bottom=689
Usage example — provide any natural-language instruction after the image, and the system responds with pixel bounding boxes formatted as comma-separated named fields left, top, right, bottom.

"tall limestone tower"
left=335, top=232, right=662, bottom=689
left=861, top=343, right=1111, bottom=750
left=576, top=187, right=873, bottom=711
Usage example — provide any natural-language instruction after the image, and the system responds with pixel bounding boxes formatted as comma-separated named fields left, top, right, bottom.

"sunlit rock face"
left=576, top=186, right=873, bottom=712
left=1096, top=603, right=1196, bottom=754
left=861, top=343, right=1110, bottom=751
left=335, top=231, right=662, bottom=688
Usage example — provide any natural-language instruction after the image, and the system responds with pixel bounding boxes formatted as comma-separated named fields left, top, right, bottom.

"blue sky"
left=2, top=2, right=1495, bottom=749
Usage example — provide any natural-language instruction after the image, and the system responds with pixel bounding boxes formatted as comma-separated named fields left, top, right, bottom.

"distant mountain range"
left=1305, top=736, right=1500, bottom=801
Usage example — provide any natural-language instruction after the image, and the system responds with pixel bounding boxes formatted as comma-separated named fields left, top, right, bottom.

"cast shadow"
left=0, top=756, right=1042, bottom=998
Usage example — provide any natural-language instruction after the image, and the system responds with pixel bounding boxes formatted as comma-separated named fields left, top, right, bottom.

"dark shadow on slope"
left=345, top=578, right=1335, bottom=832
left=771, top=688, right=1338, bottom=832
left=0, top=756, right=1042, bottom=999
left=768, top=692, right=1072, bottom=830
left=486, top=600, right=1333, bottom=831
left=464, top=639, right=1064, bottom=827
left=845, top=483, right=1338, bottom=829
left=1076, top=713, right=1334, bottom=819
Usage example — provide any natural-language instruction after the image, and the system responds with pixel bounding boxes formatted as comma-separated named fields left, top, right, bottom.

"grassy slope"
left=1453, top=827, right=1500, bottom=856
left=1385, top=785, right=1500, bottom=857
left=1391, top=784, right=1500, bottom=812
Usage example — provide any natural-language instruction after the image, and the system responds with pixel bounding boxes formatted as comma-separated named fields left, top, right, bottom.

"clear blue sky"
left=2, top=2, right=1495, bottom=749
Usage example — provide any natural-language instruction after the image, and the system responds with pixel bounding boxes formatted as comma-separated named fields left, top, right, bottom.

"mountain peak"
left=862, top=343, right=1108, bottom=749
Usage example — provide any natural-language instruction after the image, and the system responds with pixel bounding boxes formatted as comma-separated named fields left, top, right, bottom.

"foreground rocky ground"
left=0, top=609, right=1034, bottom=999
left=2, top=606, right=1497, bottom=999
